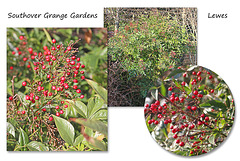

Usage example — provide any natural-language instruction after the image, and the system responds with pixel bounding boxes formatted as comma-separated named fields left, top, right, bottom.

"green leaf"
left=160, top=82, right=166, bottom=97
left=27, top=141, right=48, bottom=151
left=7, top=122, right=15, bottom=137
left=199, top=100, right=226, bottom=109
left=68, top=100, right=87, bottom=118
left=87, top=96, right=106, bottom=119
left=43, top=28, right=52, bottom=43
left=18, top=128, right=29, bottom=147
left=53, top=115, right=75, bottom=145
left=208, top=134, right=215, bottom=145
left=70, top=118, right=108, bottom=138
left=73, top=135, right=84, bottom=147
left=89, top=138, right=107, bottom=151
left=86, top=79, right=107, bottom=103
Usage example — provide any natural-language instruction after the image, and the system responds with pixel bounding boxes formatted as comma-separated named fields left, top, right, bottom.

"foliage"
left=107, top=10, right=197, bottom=106
left=7, top=28, right=107, bottom=151
left=144, top=65, right=234, bottom=156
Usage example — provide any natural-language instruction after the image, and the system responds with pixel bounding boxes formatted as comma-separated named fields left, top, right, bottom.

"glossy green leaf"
left=70, top=118, right=108, bottom=138
left=27, top=141, right=48, bottom=151
left=53, top=115, right=75, bottom=145
left=86, top=79, right=107, bottom=103
left=7, top=122, right=15, bottom=137
left=68, top=100, right=87, bottom=118
left=87, top=96, right=106, bottom=119
left=18, top=128, right=29, bottom=147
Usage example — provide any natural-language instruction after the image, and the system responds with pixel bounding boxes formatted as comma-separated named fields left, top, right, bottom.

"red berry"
left=197, top=71, right=201, bottom=76
left=193, top=90, right=198, bottom=95
left=67, top=46, right=71, bottom=51
left=192, top=71, right=196, bottom=75
left=148, top=120, right=152, bottom=124
left=182, top=115, right=186, bottom=119
left=164, top=120, right=168, bottom=124
left=52, top=86, right=56, bottom=90
left=210, top=89, right=214, bottom=93
left=181, top=81, right=186, bottom=86
left=77, top=58, right=80, bottom=61
left=61, top=77, right=65, bottom=81
left=190, top=151, right=193, bottom=154
left=52, top=39, right=56, bottom=43
left=201, top=114, right=205, bottom=118
left=81, top=64, right=85, bottom=68
left=205, top=117, right=209, bottom=121
left=155, top=100, right=160, bottom=105
left=80, top=95, right=84, bottom=99
left=34, top=116, right=37, bottom=120
left=56, top=112, right=60, bottom=116
left=9, top=96, right=13, bottom=101
left=209, top=75, right=213, bottom=79
left=183, top=73, right=187, bottom=77
left=19, top=35, right=24, bottom=40
left=35, top=96, right=39, bottom=100
left=191, top=106, right=197, bottom=111
left=49, top=117, right=53, bottom=121
left=60, top=110, right=64, bottom=114
left=22, top=81, right=27, bottom=86
left=173, top=134, right=178, bottom=139
left=198, top=76, right=202, bottom=81
left=190, top=136, right=194, bottom=140
left=187, top=106, right=191, bottom=110
left=28, top=48, right=33, bottom=54
left=179, top=142, right=185, bottom=147
left=22, top=111, right=25, bottom=114
left=42, top=108, right=46, bottom=112
left=154, top=120, right=159, bottom=125
left=176, top=139, right=180, bottom=144
left=172, top=111, right=176, bottom=115
left=81, top=75, right=85, bottom=80
left=168, top=87, right=173, bottom=91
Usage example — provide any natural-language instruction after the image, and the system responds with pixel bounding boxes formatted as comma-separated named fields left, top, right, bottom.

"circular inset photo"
left=144, top=65, right=235, bottom=156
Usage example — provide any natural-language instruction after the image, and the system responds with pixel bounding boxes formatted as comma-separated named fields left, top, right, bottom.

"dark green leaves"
left=199, top=100, right=227, bottom=111
left=53, top=115, right=75, bottom=145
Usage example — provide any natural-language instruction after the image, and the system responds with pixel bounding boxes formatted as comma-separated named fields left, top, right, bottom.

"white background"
left=1, top=0, right=240, bottom=161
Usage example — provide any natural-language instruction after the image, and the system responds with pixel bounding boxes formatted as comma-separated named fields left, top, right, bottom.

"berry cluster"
left=8, top=37, right=86, bottom=123
left=144, top=66, right=234, bottom=156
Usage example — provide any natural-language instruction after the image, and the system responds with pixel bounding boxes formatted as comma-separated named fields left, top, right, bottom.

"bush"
left=108, top=11, right=196, bottom=105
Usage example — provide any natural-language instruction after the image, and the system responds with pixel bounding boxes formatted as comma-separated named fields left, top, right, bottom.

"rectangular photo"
left=6, top=28, right=108, bottom=151
left=105, top=8, right=198, bottom=107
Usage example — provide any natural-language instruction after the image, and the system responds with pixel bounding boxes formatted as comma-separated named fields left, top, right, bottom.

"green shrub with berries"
left=144, top=65, right=234, bottom=156
left=108, top=11, right=196, bottom=106
left=7, top=28, right=108, bottom=151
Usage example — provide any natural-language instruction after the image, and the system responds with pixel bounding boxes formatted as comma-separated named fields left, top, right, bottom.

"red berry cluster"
left=8, top=38, right=86, bottom=123
left=144, top=66, right=234, bottom=156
